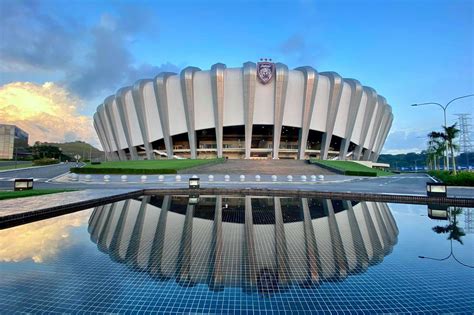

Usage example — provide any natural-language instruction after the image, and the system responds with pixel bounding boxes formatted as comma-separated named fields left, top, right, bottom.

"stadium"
left=93, top=61, right=393, bottom=161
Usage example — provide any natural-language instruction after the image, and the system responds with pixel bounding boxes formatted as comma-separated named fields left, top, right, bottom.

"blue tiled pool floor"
left=0, top=195, right=472, bottom=313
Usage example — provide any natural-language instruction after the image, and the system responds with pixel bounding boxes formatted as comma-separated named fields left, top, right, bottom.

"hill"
left=43, top=141, right=104, bottom=161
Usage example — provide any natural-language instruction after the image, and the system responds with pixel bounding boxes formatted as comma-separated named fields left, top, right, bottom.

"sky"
left=0, top=0, right=472, bottom=153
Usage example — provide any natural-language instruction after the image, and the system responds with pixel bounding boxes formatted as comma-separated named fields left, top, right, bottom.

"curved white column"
left=353, top=87, right=378, bottom=160
left=154, top=72, right=177, bottom=159
left=320, top=72, right=343, bottom=160
left=211, top=63, right=226, bottom=158
left=242, top=62, right=257, bottom=159
left=180, top=67, right=201, bottom=159
left=372, top=110, right=393, bottom=161
left=115, top=87, right=139, bottom=160
left=370, top=105, right=392, bottom=161
left=96, top=105, right=119, bottom=161
left=272, top=63, right=289, bottom=159
left=93, top=117, right=110, bottom=161
left=132, top=79, right=155, bottom=160
left=104, top=96, right=127, bottom=160
left=363, top=96, right=387, bottom=160
left=295, top=66, right=319, bottom=159
left=340, top=79, right=363, bottom=160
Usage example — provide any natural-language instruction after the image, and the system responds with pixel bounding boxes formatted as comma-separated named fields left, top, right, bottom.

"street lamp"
left=411, top=94, right=474, bottom=170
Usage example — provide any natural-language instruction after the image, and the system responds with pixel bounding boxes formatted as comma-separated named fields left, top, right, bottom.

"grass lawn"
left=311, top=160, right=393, bottom=177
left=71, top=158, right=225, bottom=174
left=0, top=189, right=75, bottom=201
left=0, top=162, right=33, bottom=171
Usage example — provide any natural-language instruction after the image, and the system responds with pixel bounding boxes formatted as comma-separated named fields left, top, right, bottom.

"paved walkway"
left=0, top=189, right=141, bottom=226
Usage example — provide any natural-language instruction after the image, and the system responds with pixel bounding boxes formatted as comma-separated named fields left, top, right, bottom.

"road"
left=0, top=162, right=81, bottom=187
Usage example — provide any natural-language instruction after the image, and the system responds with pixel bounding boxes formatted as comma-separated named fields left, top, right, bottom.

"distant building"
left=0, top=124, right=29, bottom=159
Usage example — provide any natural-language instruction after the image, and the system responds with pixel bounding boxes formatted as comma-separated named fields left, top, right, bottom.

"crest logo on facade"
left=257, top=61, right=274, bottom=84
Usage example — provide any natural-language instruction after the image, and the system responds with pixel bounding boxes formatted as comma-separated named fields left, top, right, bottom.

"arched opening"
left=279, top=126, right=300, bottom=159
left=222, top=125, right=245, bottom=159
left=251, top=124, right=273, bottom=159
left=306, top=130, right=323, bottom=158
left=171, top=132, right=191, bottom=158
left=196, top=127, right=217, bottom=158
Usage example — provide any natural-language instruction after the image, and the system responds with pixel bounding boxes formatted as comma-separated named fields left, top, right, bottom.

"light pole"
left=411, top=94, right=474, bottom=171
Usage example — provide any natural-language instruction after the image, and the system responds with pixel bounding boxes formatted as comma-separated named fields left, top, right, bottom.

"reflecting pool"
left=0, top=195, right=472, bottom=313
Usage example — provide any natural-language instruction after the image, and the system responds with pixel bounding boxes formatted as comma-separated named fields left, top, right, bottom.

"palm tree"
left=427, top=131, right=446, bottom=170
left=432, top=208, right=465, bottom=244
left=443, top=123, right=460, bottom=175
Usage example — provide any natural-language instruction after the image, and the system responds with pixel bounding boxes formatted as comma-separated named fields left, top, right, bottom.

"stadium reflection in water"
left=88, top=195, right=398, bottom=295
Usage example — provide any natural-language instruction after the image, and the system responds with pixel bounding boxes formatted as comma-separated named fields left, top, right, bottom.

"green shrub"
left=428, top=170, right=474, bottom=186
left=33, top=158, right=59, bottom=166
left=345, top=170, right=377, bottom=177
left=70, top=167, right=177, bottom=175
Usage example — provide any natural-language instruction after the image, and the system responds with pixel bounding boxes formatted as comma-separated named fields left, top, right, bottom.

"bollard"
left=318, top=175, right=324, bottom=181
left=224, top=175, right=230, bottom=182
left=301, top=175, right=307, bottom=182
left=208, top=175, right=214, bottom=182
left=158, top=175, right=164, bottom=182
left=176, top=175, right=182, bottom=182
left=311, top=175, right=317, bottom=182
left=85, top=175, right=92, bottom=182
left=255, top=175, right=261, bottom=182
left=271, top=175, right=277, bottom=182
left=70, top=173, right=78, bottom=181
left=240, top=175, right=245, bottom=182
left=141, top=175, right=147, bottom=183
left=121, top=175, right=128, bottom=182
left=104, top=175, right=110, bottom=182
left=287, top=175, right=293, bottom=182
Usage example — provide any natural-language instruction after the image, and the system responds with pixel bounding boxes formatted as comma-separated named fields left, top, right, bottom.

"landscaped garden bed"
left=70, top=158, right=225, bottom=174
left=428, top=170, right=474, bottom=187
left=309, top=160, right=393, bottom=177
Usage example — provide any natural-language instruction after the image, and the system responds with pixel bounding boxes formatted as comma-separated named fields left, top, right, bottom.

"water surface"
left=1, top=195, right=472, bottom=313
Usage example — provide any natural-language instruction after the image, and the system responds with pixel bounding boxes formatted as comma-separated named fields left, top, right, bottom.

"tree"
left=432, top=208, right=465, bottom=244
left=427, top=131, right=445, bottom=170
left=443, top=123, right=460, bottom=175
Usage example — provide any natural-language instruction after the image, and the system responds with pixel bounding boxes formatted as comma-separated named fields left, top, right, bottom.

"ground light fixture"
left=14, top=178, right=34, bottom=191
left=189, top=176, right=200, bottom=189
left=426, top=182, right=447, bottom=198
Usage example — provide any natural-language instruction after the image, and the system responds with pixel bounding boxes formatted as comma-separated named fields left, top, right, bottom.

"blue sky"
left=0, top=0, right=472, bottom=153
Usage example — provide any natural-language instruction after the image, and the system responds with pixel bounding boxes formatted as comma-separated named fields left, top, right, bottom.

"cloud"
left=0, top=82, right=98, bottom=145
left=381, top=128, right=430, bottom=154
left=0, top=210, right=90, bottom=263
left=63, top=7, right=179, bottom=99
left=0, top=0, right=77, bottom=72
left=0, top=1, right=180, bottom=99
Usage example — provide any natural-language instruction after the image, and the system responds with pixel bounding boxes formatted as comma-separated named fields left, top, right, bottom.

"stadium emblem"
left=257, top=62, right=274, bottom=84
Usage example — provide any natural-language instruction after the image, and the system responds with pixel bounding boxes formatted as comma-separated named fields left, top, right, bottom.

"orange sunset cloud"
left=0, top=82, right=98, bottom=146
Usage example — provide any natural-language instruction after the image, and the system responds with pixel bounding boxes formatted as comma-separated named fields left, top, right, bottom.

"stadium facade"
left=93, top=62, right=393, bottom=161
